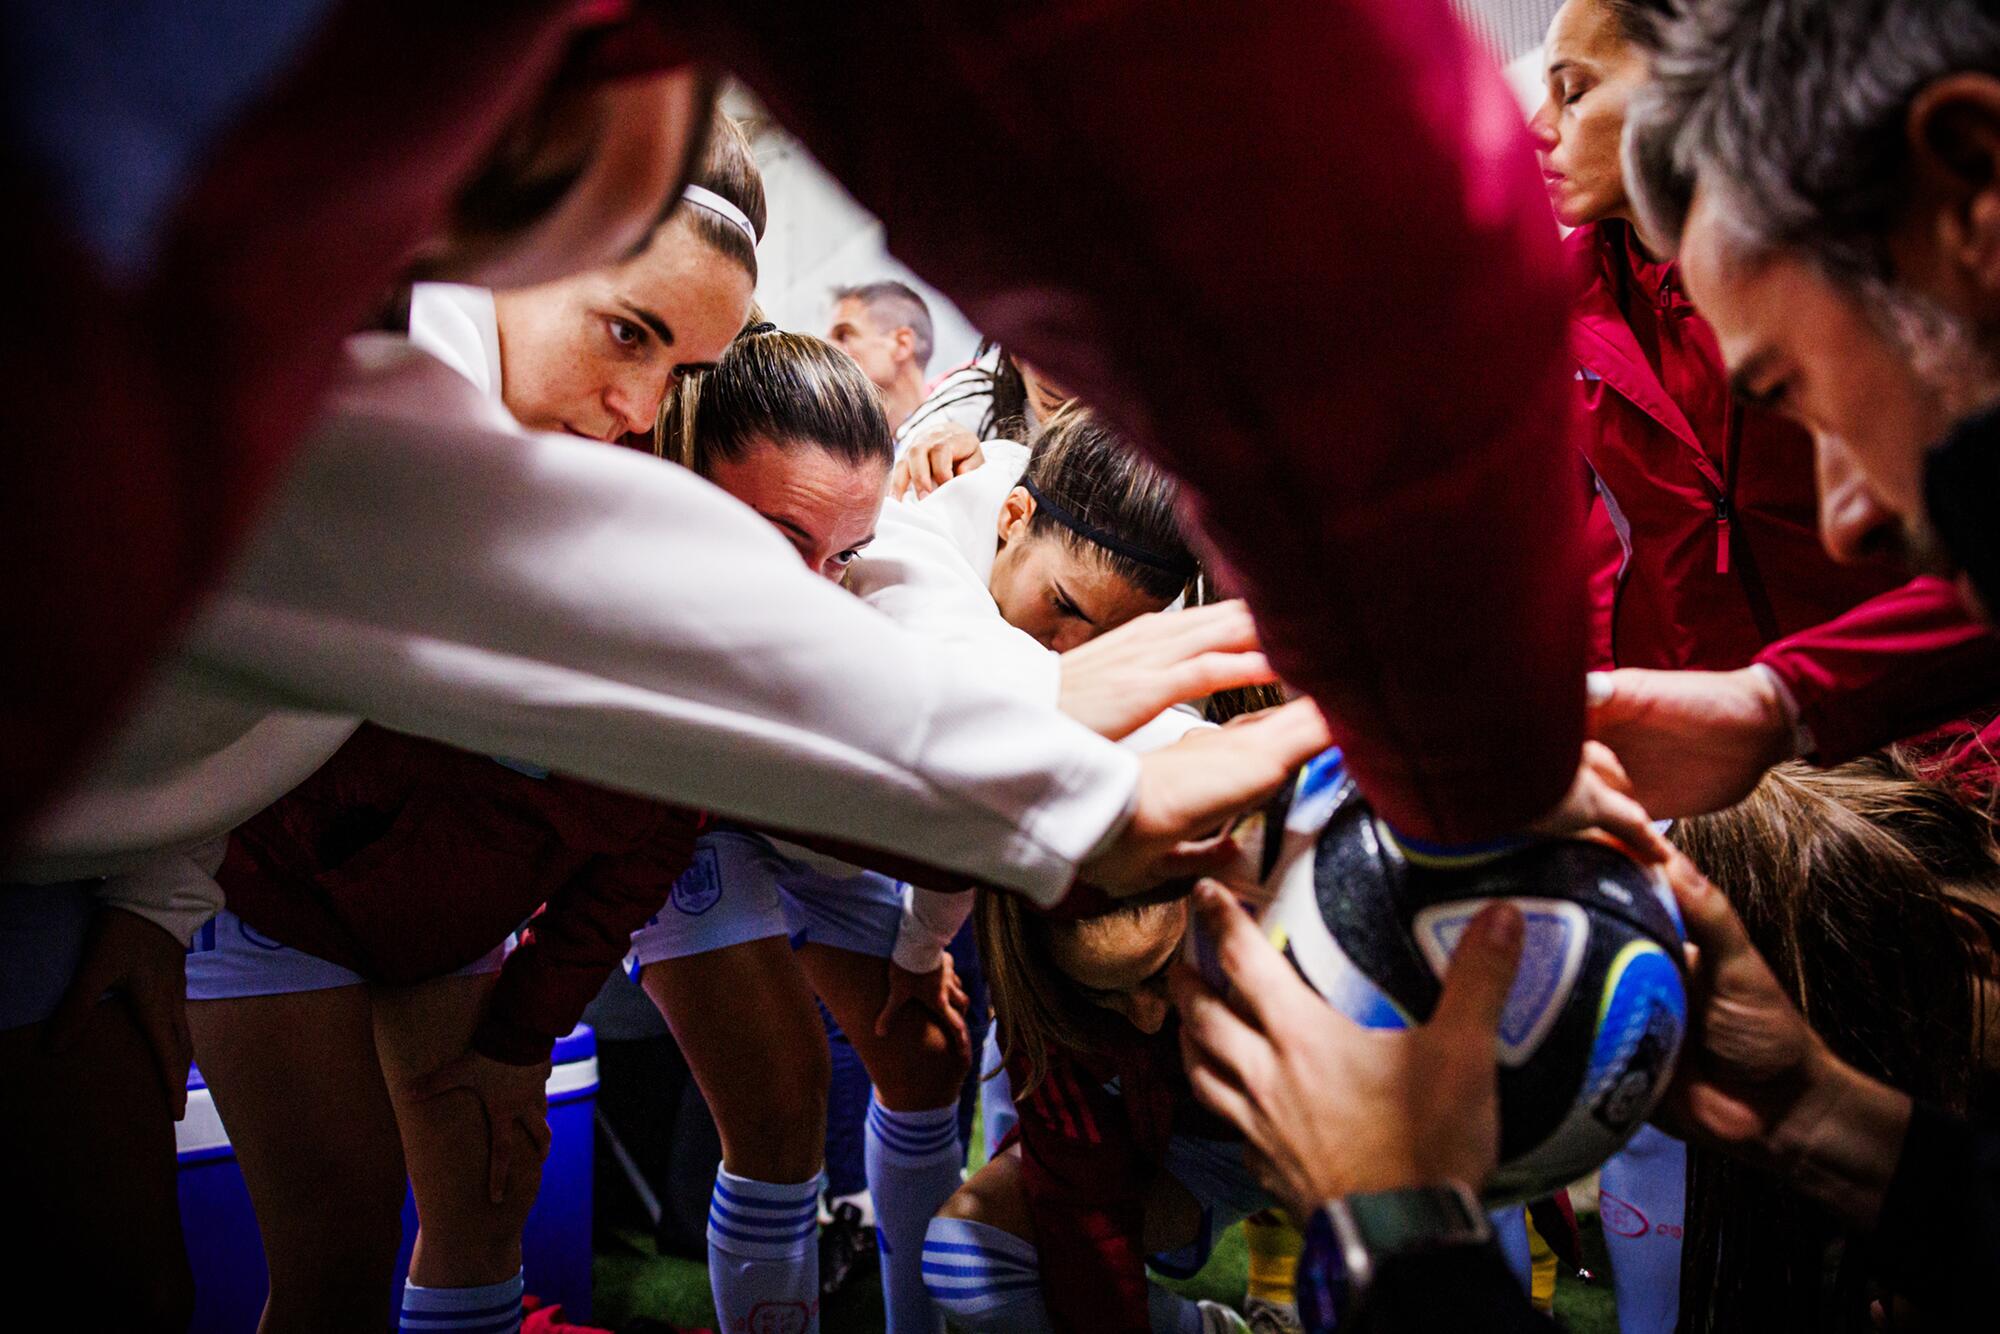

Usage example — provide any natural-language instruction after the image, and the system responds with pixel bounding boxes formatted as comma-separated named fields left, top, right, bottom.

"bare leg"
left=373, top=972, right=536, bottom=1288
left=0, top=997, right=193, bottom=1330
left=797, top=944, right=967, bottom=1112
left=189, top=986, right=407, bottom=1334
left=638, top=938, right=831, bottom=1182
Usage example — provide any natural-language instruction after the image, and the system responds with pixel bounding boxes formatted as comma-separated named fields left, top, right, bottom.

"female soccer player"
left=921, top=886, right=1264, bottom=1334
left=188, top=329, right=888, bottom=1334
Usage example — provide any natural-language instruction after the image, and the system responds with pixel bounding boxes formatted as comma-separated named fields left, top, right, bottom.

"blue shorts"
left=1149, top=1135, right=1278, bottom=1279
left=626, top=827, right=905, bottom=972
left=185, top=908, right=509, bottom=1001
left=0, top=881, right=96, bottom=1031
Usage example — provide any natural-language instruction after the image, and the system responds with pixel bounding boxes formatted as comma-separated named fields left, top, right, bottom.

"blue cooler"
left=177, top=1024, right=599, bottom=1332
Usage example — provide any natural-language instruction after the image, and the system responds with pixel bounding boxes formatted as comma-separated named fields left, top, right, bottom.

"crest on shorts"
left=670, top=844, right=723, bottom=916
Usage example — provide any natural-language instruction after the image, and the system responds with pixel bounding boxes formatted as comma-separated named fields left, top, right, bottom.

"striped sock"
left=865, top=1099, right=962, bottom=1334
left=921, top=1217, right=1054, bottom=1334
left=398, top=1270, right=523, bottom=1334
left=706, top=1167, right=821, bottom=1334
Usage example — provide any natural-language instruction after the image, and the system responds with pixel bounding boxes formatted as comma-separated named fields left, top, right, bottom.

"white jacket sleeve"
left=178, top=341, right=1136, bottom=905
left=92, top=837, right=228, bottom=945
left=886, top=707, right=1212, bottom=970
left=892, top=885, right=973, bottom=974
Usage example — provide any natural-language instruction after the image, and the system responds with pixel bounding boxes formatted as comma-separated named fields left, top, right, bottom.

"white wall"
left=738, top=105, right=984, bottom=382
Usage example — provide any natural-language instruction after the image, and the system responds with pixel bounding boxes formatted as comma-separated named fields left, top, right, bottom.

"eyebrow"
left=1726, top=348, right=1779, bottom=404
left=619, top=300, right=675, bottom=346
left=1548, top=59, right=1576, bottom=79
left=762, top=514, right=816, bottom=548
left=1051, top=579, right=1098, bottom=626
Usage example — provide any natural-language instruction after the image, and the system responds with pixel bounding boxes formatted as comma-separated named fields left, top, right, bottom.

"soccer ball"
left=1256, top=750, right=1687, bottom=1203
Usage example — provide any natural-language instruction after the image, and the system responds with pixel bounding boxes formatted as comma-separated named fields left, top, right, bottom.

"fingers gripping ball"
left=1256, top=751, right=1687, bottom=1203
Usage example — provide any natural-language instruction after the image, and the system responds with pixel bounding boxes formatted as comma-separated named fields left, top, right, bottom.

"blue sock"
left=1599, top=1124, right=1686, bottom=1334
left=865, top=1099, right=962, bottom=1333
left=707, top=1167, right=821, bottom=1334
left=978, top=1027, right=1018, bottom=1163
left=398, top=1270, right=522, bottom=1334
left=1491, top=1206, right=1532, bottom=1293
left=921, top=1217, right=1055, bottom=1333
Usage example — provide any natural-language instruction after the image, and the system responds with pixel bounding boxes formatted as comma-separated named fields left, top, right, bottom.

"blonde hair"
left=974, top=887, right=1186, bottom=1097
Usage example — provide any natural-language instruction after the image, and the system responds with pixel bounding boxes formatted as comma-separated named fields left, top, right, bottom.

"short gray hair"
left=1626, top=0, right=2000, bottom=285
left=832, top=280, right=935, bottom=370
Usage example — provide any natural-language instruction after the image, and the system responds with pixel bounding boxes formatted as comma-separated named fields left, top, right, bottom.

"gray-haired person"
left=827, top=279, right=935, bottom=433
left=1185, top=4, right=2000, bottom=1330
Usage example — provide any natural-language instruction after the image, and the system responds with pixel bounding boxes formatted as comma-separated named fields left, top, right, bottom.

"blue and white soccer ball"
left=1258, top=751, right=1688, bottom=1203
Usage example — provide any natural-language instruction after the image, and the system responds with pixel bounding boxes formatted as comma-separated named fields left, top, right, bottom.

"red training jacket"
left=1568, top=221, right=2000, bottom=760
left=220, top=724, right=705, bottom=1064
left=10, top=0, right=1589, bottom=853
left=1005, top=1016, right=1237, bottom=1334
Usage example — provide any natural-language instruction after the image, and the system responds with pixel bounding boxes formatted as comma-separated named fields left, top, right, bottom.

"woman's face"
left=987, top=491, right=1171, bottom=652
left=1049, top=901, right=1190, bottom=1036
left=1016, top=359, right=1075, bottom=426
left=1526, top=0, right=1652, bottom=230
left=492, top=212, right=754, bottom=441
left=705, top=436, right=888, bottom=582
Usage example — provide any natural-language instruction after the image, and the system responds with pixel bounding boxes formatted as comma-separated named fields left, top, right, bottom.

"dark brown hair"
left=654, top=327, right=892, bottom=476
left=1672, top=751, right=2000, bottom=1332
left=1016, top=406, right=1197, bottom=603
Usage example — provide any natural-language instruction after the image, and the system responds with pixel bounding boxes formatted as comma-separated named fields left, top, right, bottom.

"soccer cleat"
left=1197, top=1300, right=1253, bottom=1333
left=817, top=1199, right=878, bottom=1298
left=1244, top=1297, right=1304, bottom=1333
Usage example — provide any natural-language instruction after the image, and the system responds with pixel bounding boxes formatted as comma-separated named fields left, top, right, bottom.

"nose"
left=814, top=556, right=848, bottom=584
left=606, top=373, right=665, bottom=440
left=1123, top=989, right=1171, bottom=1035
left=1816, top=434, right=1901, bottom=565
left=1528, top=98, right=1559, bottom=151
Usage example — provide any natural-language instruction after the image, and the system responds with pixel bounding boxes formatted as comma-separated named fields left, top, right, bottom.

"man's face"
left=1677, top=185, right=1983, bottom=580
left=826, top=297, right=904, bottom=391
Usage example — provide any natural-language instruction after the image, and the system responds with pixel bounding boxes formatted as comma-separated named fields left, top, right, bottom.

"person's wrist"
left=1765, top=1037, right=1913, bottom=1230
left=1742, top=664, right=1813, bottom=762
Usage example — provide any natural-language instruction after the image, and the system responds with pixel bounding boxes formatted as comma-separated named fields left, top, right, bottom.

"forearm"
left=185, top=355, right=1136, bottom=906
left=688, top=0, right=1585, bottom=844
left=1755, top=577, right=2000, bottom=764
left=1744, top=1042, right=1914, bottom=1233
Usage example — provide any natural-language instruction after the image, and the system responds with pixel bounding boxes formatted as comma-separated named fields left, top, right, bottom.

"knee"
left=715, top=1069, right=828, bottom=1184
left=936, top=1180, right=986, bottom=1223
left=871, top=1021, right=970, bottom=1111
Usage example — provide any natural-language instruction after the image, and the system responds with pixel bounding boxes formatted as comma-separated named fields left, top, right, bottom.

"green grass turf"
left=590, top=1097, right=1624, bottom=1332
left=593, top=1213, right=1624, bottom=1331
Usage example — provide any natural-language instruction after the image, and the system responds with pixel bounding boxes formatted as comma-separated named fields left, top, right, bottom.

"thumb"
left=1664, top=854, right=1757, bottom=969
left=1430, top=902, right=1525, bottom=1039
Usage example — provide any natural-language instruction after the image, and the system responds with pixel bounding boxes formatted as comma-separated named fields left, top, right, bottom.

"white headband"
left=681, top=184, right=757, bottom=247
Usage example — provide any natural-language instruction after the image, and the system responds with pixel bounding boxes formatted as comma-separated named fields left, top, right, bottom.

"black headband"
left=1020, top=478, right=1197, bottom=579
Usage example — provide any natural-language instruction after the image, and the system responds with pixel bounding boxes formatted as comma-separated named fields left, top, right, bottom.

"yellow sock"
left=1244, top=1209, right=1304, bottom=1308
left=1527, top=1211, right=1558, bottom=1313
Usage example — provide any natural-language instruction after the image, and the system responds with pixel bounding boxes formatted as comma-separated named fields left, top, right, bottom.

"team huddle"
left=10, top=0, right=2000, bottom=1332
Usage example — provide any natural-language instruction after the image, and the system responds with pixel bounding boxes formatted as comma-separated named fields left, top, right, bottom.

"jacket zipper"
left=1713, top=494, right=1732, bottom=575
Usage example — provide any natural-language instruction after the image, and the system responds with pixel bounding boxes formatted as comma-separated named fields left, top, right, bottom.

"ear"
left=893, top=327, right=916, bottom=365
left=995, top=486, right=1035, bottom=548
left=1907, top=73, right=2000, bottom=306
